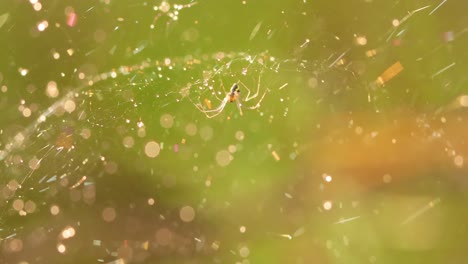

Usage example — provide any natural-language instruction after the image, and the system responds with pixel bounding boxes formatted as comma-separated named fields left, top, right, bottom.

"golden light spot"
left=33, top=2, right=42, bottom=11
left=307, top=77, right=318, bottom=88
left=383, top=174, right=392, bottom=183
left=63, top=99, right=76, bottom=113
left=82, top=185, right=96, bottom=204
left=239, top=246, right=250, bottom=258
left=38, top=114, right=46, bottom=122
left=179, top=205, right=195, bottom=222
left=7, top=238, right=23, bottom=253
left=323, top=174, right=332, bottom=182
left=160, top=114, right=174, bottom=128
left=144, top=141, right=161, bottom=158
left=102, top=207, right=116, bottom=222
left=454, top=155, right=464, bottom=168
left=123, top=136, right=134, bottom=148
left=22, top=107, right=31, bottom=117
left=200, top=126, right=214, bottom=141
left=137, top=127, right=146, bottom=138
left=185, top=123, right=197, bottom=136
left=80, top=128, right=91, bottom=139
left=323, top=200, right=333, bottom=210
left=19, top=68, right=29, bottom=76
left=12, top=199, right=24, bottom=211
left=52, top=51, right=60, bottom=60
left=14, top=132, right=25, bottom=145
left=147, top=198, right=155, bottom=205
left=355, top=126, right=363, bottom=135
left=50, top=205, right=60, bottom=215
left=234, top=130, right=245, bottom=141
left=205, top=177, right=211, bottom=187
left=37, top=20, right=48, bottom=31
left=61, top=226, right=76, bottom=239
left=57, top=243, right=66, bottom=253
left=459, top=95, right=468, bottom=107
left=46, top=81, right=59, bottom=98
left=355, top=35, right=367, bottom=46
left=24, top=200, right=36, bottom=213
left=366, top=49, right=377, bottom=57
left=215, top=150, right=232, bottom=167
left=239, top=226, right=246, bottom=233
left=155, top=228, right=173, bottom=246
left=104, top=161, right=118, bottom=174
left=228, top=145, right=237, bottom=153
left=28, top=157, right=40, bottom=170
left=7, top=180, right=19, bottom=191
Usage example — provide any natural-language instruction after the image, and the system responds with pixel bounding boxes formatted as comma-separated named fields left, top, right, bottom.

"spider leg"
left=203, top=110, right=224, bottom=118
left=198, top=96, right=228, bottom=113
left=197, top=79, right=227, bottom=111
left=242, top=91, right=267, bottom=109
left=237, top=80, right=251, bottom=102
left=196, top=96, right=229, bottom=118
left=212, top=79, right=228, bottom=102
left=237, top=73, right=262, bottom=102
left=248, top=73, right=262, bottom=101
left=235, top=97, right=244, bottom=116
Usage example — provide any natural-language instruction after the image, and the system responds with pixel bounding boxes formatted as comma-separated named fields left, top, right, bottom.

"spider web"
left=0, top=48, right=311, bottom=262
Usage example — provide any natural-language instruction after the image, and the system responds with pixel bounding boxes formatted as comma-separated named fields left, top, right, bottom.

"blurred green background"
left=1, top=0, right=468, bottom=263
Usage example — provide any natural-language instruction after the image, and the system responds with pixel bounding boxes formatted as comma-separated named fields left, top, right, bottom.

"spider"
left=194, top=77, right=267, bottom=118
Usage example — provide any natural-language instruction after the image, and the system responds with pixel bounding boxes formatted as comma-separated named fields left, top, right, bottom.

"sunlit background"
left=1, top=0, right=468, bottom=263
